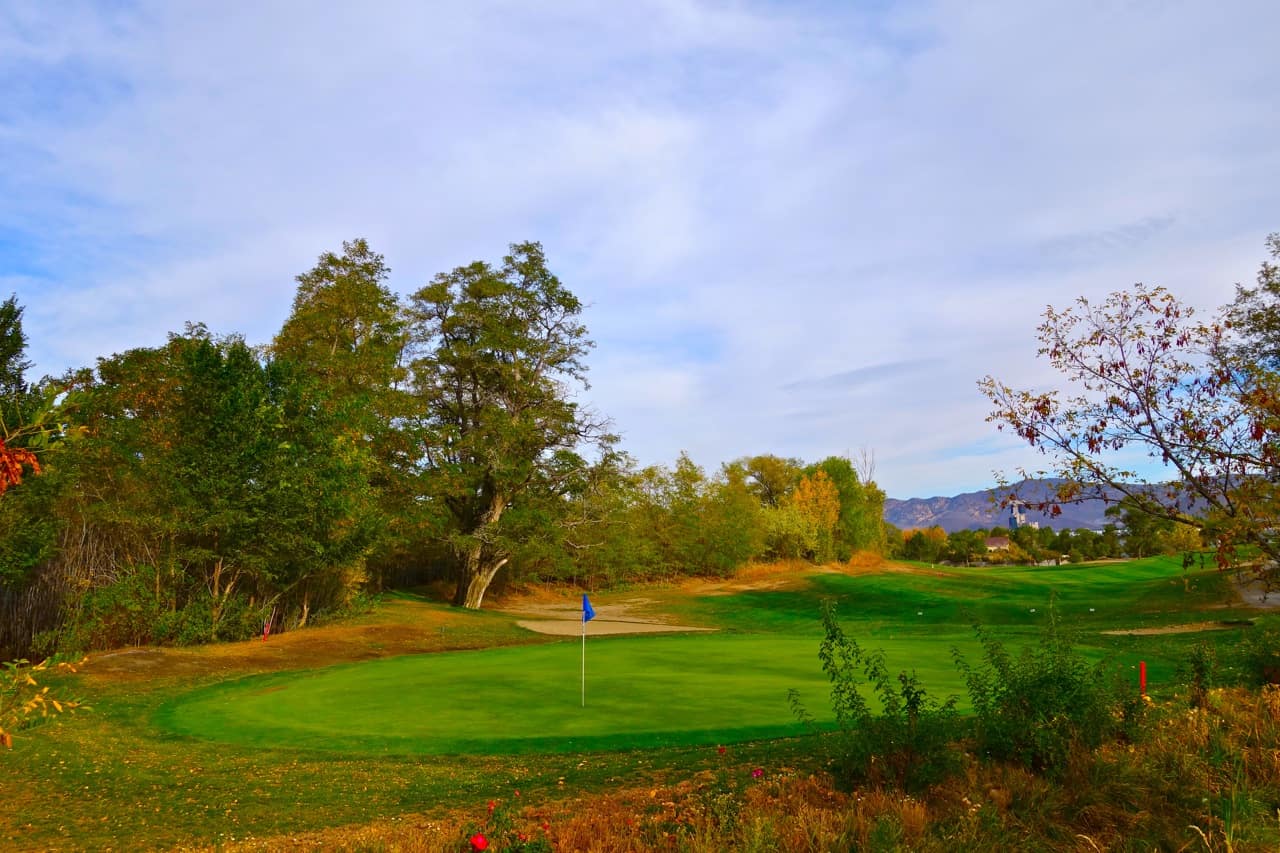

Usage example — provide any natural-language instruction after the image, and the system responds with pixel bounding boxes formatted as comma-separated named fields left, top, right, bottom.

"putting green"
left=154, top=633, right=975, bottom=755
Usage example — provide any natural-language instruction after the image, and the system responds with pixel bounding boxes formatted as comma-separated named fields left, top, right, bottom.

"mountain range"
left=883, top=479, right=1128, bottom=533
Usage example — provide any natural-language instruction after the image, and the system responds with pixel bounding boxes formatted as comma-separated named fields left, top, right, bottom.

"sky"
left=2, top=1, right=1277, bottom=500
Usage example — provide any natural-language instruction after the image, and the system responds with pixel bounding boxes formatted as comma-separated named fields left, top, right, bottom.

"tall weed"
left=952, top=601, right=1145, bottom=775
left=792, top=600, right=960, bottom=792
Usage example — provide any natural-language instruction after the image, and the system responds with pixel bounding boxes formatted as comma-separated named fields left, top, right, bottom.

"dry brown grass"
left=78, top=597, right=530, bottom=688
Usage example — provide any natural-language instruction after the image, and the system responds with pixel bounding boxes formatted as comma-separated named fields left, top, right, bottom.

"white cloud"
left=2, top=0, right=1277, bottom=497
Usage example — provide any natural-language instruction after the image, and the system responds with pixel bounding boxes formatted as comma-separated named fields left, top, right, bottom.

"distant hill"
left=883, top=479, right=1129, bottom=532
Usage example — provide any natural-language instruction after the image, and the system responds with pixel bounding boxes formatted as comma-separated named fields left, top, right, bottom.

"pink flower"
left=751, top=768, right=764, bottom=779
left=469, top=833, right=489, bottom=852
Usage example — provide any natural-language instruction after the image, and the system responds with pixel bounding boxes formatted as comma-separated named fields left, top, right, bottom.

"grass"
left=2, top=555, right=1276, bottom=850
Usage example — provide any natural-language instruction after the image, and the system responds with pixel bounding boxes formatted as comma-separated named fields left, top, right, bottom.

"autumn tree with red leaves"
left=0, top=438, right=39, bottom=496
left=979, top=237, right=1280, bottom=591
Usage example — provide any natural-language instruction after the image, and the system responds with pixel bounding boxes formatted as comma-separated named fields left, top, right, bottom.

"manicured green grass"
left=5, top=554, right=1273, bottom=850
left=158, top=631, right=1049, bottom=755
left=151, top=557, right=1221, bottom=757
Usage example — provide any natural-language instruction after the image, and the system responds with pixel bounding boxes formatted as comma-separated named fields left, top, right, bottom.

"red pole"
left=1139, top=660, right=1147, bottom=695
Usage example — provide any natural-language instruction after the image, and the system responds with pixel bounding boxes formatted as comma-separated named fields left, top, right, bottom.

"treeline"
left=0, top=240, right=886, bottom=658
left=892, top=497, right=1203, bottom=565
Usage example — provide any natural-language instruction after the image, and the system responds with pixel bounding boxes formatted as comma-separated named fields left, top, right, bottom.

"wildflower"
left=542, top=820, right=550, bottom=831
left=469, top=832, right=489, bottom=852
left=514, top=789, right=520, bottom=797
left=717, top=745, right=726, bottom=755
left=751, top=768, right=763, bottom=779
left=487, top=800, right=496, bottom=813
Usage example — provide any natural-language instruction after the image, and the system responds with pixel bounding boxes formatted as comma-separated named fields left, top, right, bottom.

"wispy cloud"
left=2, top=0, right=1277, bottom=498
left=782, top=359, right=938, bottom=392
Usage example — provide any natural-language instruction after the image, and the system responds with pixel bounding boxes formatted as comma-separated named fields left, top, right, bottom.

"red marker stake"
left=1139, top=660, right=1147, bottom=695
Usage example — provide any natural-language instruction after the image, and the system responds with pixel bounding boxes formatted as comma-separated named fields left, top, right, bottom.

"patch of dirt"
left=1101, top=621, right=1254, bottom=636
left=78, top=599, right=507, bottom=686
left=1233, top=571, right=1280, bottom=610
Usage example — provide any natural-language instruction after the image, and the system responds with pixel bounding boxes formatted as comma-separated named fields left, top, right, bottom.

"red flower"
left=716, top=745, right=726, bottom=755
left=469, top=833, right=489, bottom=852
left=514, top=789, right=520, bottom=797
left=487, top=800, right=496, bottom=813
left=751, top=767, right=763, bottom=779
left=542, top=820, right=550, bottom=831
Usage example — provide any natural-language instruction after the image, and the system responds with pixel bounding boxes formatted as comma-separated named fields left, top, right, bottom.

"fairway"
left=152, top=557, right=1229, bottom=757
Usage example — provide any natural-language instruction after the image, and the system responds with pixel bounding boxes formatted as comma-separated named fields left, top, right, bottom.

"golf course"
left=5, top=554, right=1277, bottom=851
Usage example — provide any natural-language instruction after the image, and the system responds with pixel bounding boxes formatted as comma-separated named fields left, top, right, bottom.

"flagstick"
left=581, top=613, right=586, bottom=708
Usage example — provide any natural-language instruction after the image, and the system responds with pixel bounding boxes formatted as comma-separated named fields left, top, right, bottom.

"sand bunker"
left=1102, top=620, right=1253, bottom=636
left=508, top=597, right=714, bottom=637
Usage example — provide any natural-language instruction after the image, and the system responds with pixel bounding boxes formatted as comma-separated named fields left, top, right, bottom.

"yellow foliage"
left=1, top=657, right=85, bottom=748
left=789, top=471, right=840, bottom=533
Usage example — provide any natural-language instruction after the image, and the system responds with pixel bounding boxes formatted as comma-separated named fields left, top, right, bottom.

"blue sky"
left=2, top=0, right=1277, bottom=499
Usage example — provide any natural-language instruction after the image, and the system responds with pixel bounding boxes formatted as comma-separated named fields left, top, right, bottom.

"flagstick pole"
left=581, top=613, right=586, bottom=707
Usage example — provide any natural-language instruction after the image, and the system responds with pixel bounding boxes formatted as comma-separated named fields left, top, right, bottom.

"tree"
left=740, top=454, right=803, bottom=508
left=788, top=470, right=841, bottom=562
left=272, top=239, right=413, bottom=586
left=407, top=241, right=611, bottom=609
left=272, top=239, right=407, bottom=399
left=946, top=529, right=985, bottom=565
left=1226, top=233, right=1280, bottom=368
left=979, top=245, right=1280, bottom=590
left=0, top=296, right=40, bottom=496
left=902, top=526, right=947, bottom=563
left=1105, top=498, right=1174, bottom=558
left=57, top=328, right=377, bottom=641
left=807, top=456, right=887, bottom=557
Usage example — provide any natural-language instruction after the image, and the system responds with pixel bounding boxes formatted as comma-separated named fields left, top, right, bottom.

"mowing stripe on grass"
left=155, top=633, right=984, bottom=756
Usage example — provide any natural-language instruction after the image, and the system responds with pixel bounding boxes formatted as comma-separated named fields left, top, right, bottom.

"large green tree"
left=60, top=328, right=377, bottom=641
left=407, top=241, right=611, bottom=609
left=272, top=239, right=416, bottom=585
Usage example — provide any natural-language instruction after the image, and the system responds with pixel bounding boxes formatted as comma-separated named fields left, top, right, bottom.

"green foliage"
left=458, top=797, right=553, bottom=853
left=793, top=600, right=960, bottom=792
left=807, top=455, right=886, bottom=555
left=57, top=565, right=263, bottom=652
left=1, top=656, right=83, bottom=748
left=0, top=464, right=61, bottom=588
left=1240, top=626, right=1280, bottom=686
left=1183, top=641, right=1219, bottom=708
left=952, top=602, right=1146, bottom=775
left=407, top=241, right=613, bottom=608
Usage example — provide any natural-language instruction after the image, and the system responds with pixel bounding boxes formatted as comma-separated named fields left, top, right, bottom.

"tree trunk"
left=452, top=492, right=510, bottom=609
left=454, top=541, right=509, bottom=609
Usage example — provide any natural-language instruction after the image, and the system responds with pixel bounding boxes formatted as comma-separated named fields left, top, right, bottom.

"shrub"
left=1182, top=640, right=1219, bottom=707
left=1, top=657, right=84, bottom=748
left=1241, top=626, right=1280, bottom=686
left=792, top=600, right=961, bottom=792
left=56, top=565, right=264, bottom=653
left=952, top=601, right=1145, bottom=775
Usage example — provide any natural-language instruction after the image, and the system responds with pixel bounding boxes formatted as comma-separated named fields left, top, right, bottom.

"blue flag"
left=582, top=594, right=596, bottom=622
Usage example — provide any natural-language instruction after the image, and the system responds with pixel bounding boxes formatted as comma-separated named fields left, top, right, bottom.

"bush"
left=793, top=600, right=960, bottom=792
left=952, top=602, right=1145, bottom=775
left=56, top=565, right=264, bottom=652
left=1241, top=626, right=1280, bottom=686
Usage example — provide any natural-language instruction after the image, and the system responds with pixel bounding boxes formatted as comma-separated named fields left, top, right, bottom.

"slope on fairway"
left=154, top=632, right=975, bottom=756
